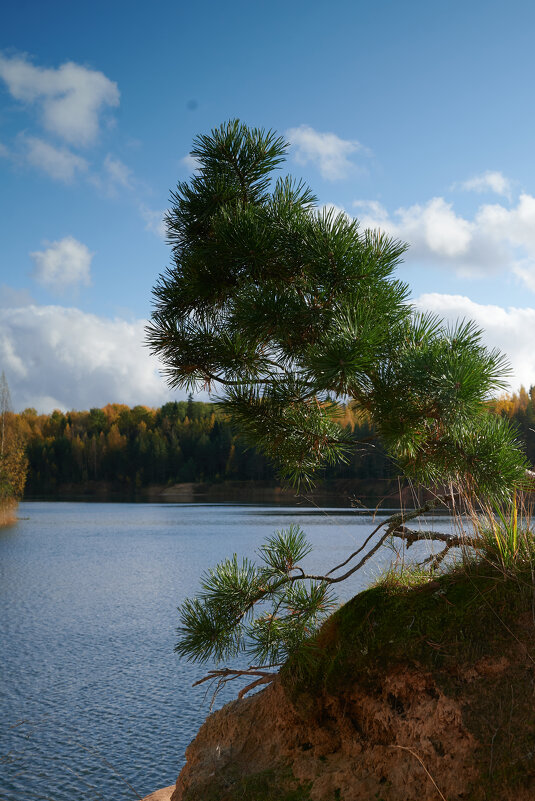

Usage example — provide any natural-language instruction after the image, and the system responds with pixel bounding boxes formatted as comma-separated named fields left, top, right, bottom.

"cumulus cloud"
left=0, top=304, right=175, bottom=413
left=476, top=193, right=535, bottom=250
left=416, top=292, right=535, bottom=390
left=354, top=192, right=535, bottom=285
left=458, top=170, right=512, bottom=199
left=355, top=197, right=473, bottom=258
left=30, top=237, right=93, bottom=293
left=0, top=52, right=119, bottom=146
left=0, top=285, right=34, bottom=307
left=286, top=125, right=367, bottom=180
left=22, top=135, right=88, bottom=182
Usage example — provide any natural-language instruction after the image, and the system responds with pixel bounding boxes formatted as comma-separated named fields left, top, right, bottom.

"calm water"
left=0, top=502, right=454, bottom=801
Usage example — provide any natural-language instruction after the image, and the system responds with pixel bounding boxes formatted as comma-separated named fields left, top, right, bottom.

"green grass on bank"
left=291, top=560, right=533, bottom=692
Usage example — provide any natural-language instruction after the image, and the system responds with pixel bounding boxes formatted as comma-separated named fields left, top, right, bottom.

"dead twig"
left=389, top=744, right=447, bottom=801
left=192, top=667, right=277, bottom=688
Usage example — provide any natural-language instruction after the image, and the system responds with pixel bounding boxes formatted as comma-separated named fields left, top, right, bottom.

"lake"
left=0, top=501, right=455, bottom=801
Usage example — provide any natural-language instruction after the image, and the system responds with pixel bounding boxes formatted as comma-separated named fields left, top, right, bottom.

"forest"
left=13, top=387, right=535, bottom=497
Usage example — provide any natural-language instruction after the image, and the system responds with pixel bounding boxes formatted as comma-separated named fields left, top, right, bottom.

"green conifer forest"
left=15, top=388, right=535, bottom=498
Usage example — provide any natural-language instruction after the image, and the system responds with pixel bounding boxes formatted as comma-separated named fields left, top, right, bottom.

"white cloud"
left=0, top=305, right=175, bottom=413
left=416, top=293, right=535, bottom=390
left=474, top=194, right=535, bottom=290
left=0, top=327, right=27, bottom=380
left=22, top=135, right=88, bottom=182
left=30, top=237, right=93, bottom=293
left=0, top=285, right=34, bottom=307
left=352, top=199, right=389, bottom=223
left=459, top=170, right=512, bottom=199
left=286, top=125, right=367, bottom=180
left=88, top=154, right=136, bottom=196
left=356, top=197, right=473, bottom=259
left=0, top=53, right=119, bottom=146
left=181, top=154, right=201, bottom=171
left=354, top=192, right=535, bottom=284
left=103, top=153, right=133, bottom=189
left=139, top=205, right=167, bottom=239
left=0, top=141, right=9, bottom=158
left=476, top=193, right=535, bottom=251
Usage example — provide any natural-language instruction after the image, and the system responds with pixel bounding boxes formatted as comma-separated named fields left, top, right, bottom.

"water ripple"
left=1, top=501, right=453, bottom=800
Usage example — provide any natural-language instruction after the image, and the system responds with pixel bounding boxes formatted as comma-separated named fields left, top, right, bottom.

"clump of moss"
left=285, top=555, right=535, bottom=698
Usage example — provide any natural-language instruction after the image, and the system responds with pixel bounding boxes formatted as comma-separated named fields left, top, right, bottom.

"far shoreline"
left=22, top=477, right=429, bottom=509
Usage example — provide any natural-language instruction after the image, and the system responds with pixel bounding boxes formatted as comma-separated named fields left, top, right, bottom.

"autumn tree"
left=0, top=372, right=28, bottom=525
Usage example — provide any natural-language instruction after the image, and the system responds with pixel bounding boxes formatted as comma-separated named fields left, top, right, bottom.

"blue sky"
left=2, top=0, right=535, bottom=411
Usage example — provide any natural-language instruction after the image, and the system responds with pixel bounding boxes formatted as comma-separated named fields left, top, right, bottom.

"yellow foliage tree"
left=0, top=372, right=28, bottom=525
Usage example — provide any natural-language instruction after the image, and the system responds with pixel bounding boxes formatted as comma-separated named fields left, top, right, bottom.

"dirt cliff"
left=171, top=564, right=535, bottom=801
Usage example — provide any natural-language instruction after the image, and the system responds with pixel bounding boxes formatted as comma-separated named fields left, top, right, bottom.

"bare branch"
left=192, top=667, right=277, bottom=688
left=392, top=525, right=479, bottom=550
left=238, top=675, right=275, bottom=699
left=325, top=492, right=455, bottom=578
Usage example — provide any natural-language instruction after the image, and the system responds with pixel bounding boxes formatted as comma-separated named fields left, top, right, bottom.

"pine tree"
left=147, top=120, right=530, bottom=688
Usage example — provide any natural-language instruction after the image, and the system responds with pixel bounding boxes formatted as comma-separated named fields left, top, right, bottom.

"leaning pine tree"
left=147, top=120, right=530, bottom=694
